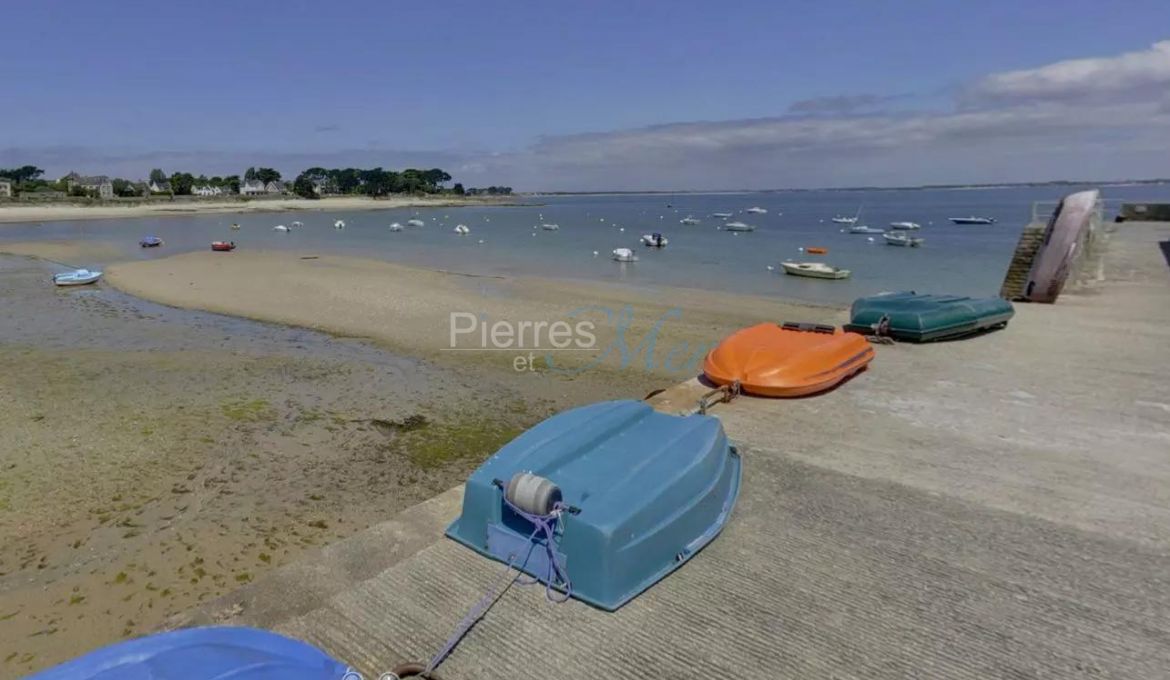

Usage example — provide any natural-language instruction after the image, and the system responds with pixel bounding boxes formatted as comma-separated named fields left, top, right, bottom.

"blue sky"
left=2, top=1, right=1169, bottom=190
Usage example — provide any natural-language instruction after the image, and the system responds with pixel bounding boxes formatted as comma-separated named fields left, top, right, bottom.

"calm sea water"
left=4, top=185, right=1167, bottom=305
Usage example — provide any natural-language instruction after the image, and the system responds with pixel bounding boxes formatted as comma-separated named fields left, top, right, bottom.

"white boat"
left=745, top=206, right=768, bottom=214
left=711, top=212, right=734, bottom=218
left=230, top=223, right=241, bottom=230
left=849, top=225, right=885, bottom=234
left=949, top=216, right=996, bottom=225
left=334, top=219, right=346, bottom=229
left=888, top=221, right=920, bottom=230
left=273, top=224, right=289, bottom=232
left=389, top=222, right=403, bottom=231
left=454, top=224, right=470, bottom=234
left=780, top=262, right=850, bottom=279
left=612, top=248, right=638, bottom=262
left=723, top=221, right=755, bottom=232
left=406, top=219, right=425, bottom=227
left=831, top=216, right=858, bottom=225
left=53, top=269, right=102, bottom=286
left=291, top=221, right=304, bottom=228
left=541, top=223, right=560, bottom=230
left=641, top=233, right=668, bottom=247
left=884, top=232, right=924, bottom=247
left=679, top=216, right=700, bottom=225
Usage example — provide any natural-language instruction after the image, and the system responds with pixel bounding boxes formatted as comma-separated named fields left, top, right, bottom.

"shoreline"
left=0, top=194, right=522, bottom=225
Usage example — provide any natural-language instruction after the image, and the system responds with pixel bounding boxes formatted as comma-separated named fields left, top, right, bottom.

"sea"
left=4, top=184, right=1166, bottom=306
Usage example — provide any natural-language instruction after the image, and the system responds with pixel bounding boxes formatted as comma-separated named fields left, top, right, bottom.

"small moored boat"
left=949, top=216, right=996, bottom=225
left=831, top=215, right=859, bottom=225
left=406, top=218, right=425, bottom=227
left=541, top=223, right=560, bottom=230
left=273, top=224, right=289, bottom=232
left=845, top=291, right=1015, bottom=342
left=230, top=223, right=241, bottom=230
left=612, top=248, right=638, bottom=262
left=53, top=269, right=102, bottom=286
left=883, top=232, right=924, bottom=247
left=333, top=219, right=346, bottom=229
left=454, top=224, right=470, bottom=234
left=711, top=212, right=734, bottom=219
left=745, top=206, right=768, bottom=214
left=679, top=216, right=700, bottom=225
left=211, top=241, right=236, bottom=252
left=641, top=233, right=668, bottom=247
left=389, top=222, right=403, bottom=231
left=704, top=322, right=874, bottom=397
left=139, top=236, right=163, bottom=248
left=888, top=221, right=921, bottom=230
left=723, top=221, right=755, bottom=232
left=849, top=225, right=885, bottom=234
left=446, top=399, right=741, bottom=610
left=781, top=261, right=850, bottom=279
left=805, top=246, right=828, bottom=255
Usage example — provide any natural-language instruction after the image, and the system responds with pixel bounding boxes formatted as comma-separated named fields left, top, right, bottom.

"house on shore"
left=192, top=185, right=224, bottom=197
left=148, top=180, right=172, bottom=194
left=241, top=179, right=266, bottom=196
left=0, top=179, right=12, bottom=198
left=62, top=172, right=114, bottom=199
left=264, top=180, right=286, bottom=194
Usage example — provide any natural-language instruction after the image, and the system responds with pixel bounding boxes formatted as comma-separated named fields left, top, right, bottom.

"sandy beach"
left=0, top=195, right=519, bottom=225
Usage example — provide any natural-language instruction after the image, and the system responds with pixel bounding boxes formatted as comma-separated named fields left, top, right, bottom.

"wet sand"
left=0, top=195, right=518, bottom=225
left=0, top=253, right=567, bottom=676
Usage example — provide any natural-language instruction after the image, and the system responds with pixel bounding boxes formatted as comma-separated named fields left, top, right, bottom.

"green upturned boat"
left=845, top=292, right=1014, bottom=342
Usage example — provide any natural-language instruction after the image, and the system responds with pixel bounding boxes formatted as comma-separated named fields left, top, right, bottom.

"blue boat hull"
left=447, top=400, right=741, bottom=611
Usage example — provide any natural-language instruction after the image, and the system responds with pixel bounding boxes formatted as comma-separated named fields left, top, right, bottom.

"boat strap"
left=698, top=381, right=740, bottom=415
left=866, top=315, right=896, bottom=345
left=780, top=321, right=836, bottom=334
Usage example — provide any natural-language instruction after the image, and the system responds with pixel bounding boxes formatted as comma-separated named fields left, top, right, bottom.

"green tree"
left=255, top=167, right=281, bottom=184
left=292, top=173, right=318, bottom=199
left=170, top=172, right=195, bottom=195
left=149, top=168, right=167, bottom=184
left=452, top=182, right=465, bottom=195
left=244, top=167, right=257, bottom=182
left=223, top=175, right=241, bottom=193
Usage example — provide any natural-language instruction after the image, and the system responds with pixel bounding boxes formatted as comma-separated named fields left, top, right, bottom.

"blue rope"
left=423, top=499, right=572, bottom=675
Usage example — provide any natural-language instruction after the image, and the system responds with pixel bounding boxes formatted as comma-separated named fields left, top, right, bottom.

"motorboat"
left=389, top=222, right=404, bottom=231
left=845, top=291, right=1015, bottom=342
left=52, top=269, right=102, bottom=286
left=883, top=232, right=924, bottom=247
left=888, top=221, right=921, bottom=230
left=703, top=322, right=874, bottom=397
left=406, top=218, right=425, bottom=227
left=711, top=212, right=734, bottom=219
left=1021, top=189, right=1099, bottom=303
left=780, top=261, right=850, bottom=279
left=849, top=225, right=885, bottom=234
left=273, top=224, right=289, bottom=232
left=745, top=207, right=768, bottom=214
left=139, top=236, right=163, bottom=248
left=641, top=233, right=668, bottom=247
left=831, top=216, right=859, bottom=225
left=679, top=216, right=700, bottom=225
left=612, top=248, right=638, bottom=262
left=446, top=399, right=741, bottom=610
left=291, top=221, right=303, bottom=229
left=541, top=223, right=560, bottom=230
left=454, top=224, right=471, bottom=234
left=723, top=221, right=755, bottom=232
left=949, top=216, right=996, bottom=225
left=230, top=223, right=241, bottom=230
left=804, top=246, right=827, bottom=255
left=211, top=241, right=236, bottom=252
left=333, top=219, right=346, bottom=229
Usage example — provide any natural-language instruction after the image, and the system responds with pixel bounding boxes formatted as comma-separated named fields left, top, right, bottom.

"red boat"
left=211, top=241, right=236, bottom=252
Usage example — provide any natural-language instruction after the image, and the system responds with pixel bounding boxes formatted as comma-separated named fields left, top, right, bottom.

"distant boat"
left=849, top=225, right=885, bottom=234
left=805, top=246, right=828, bottom=255
left=389, top=222, right=404, bottom=231
left=949, top=216, right=996, bottom=225
left=780, top=262, right=850, bottom=279
left=139, top=236, right=163, bottom=248
left=641, top=233, right=668, bottom=247
left=723, top=221, right=755, bottom=232
left=273, top=224, right=289, bottom=232
left=831, top=216, right=858, bottom=225
left=711, top=212, right=734, bottom=219
left=884, top=232, right=925, bottom=247
left=230, top=223, right=241, bottom=230
left=541, top=223, right=560, bottom=230
left=211, top=241, right=236, bottom=252
left=888, top=221, right=921, bottom=230
left=454, top=224, right=470, bottom=234
left=612, top=248, right=638, bottom=262
left=406, top=218, right=425, bottom=227
left=334, top=219, right=346, bottom=229
left=291, top=221, right=303, bottom=228
left=679, top=216, right=700, bottom=225
left=53, top=269, right=102, bottom=286
left=745, top=207, right=768, bottom=214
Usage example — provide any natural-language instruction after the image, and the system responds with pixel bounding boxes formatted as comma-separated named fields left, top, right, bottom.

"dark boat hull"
left=845, top=292, right=1015, bottom=342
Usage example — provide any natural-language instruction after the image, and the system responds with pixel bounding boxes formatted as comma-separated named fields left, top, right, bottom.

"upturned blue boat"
left=139, top=236, right=164, bottom=247
left=27, top=627, right=349, bottom=680
left=845, top=291, right=1014, bottom=342
left=447, top=399, right=741, bottom=611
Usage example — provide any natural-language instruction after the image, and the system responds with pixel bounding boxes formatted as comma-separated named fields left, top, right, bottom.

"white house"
left=149, top=180, right=171, bottom=193
left=264, top=181, right=286, bottom=194
left=192, top=185, right=223, bottom=197
left=240, top=179, right=266, bottom=195
left=0, top=179, right=12, bottom=198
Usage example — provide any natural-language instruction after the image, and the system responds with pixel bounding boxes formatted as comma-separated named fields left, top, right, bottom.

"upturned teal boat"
left=845, top=291, right=1014, bottom=342
left=447, top=399, right=741, bottom=611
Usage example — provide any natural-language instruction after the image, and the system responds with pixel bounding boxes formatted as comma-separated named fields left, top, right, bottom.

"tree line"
left=290, top=167, right=456, bottom=198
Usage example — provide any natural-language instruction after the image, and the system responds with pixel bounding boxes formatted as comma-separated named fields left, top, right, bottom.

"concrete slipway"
left=177, top=222, right=1170, bottom=679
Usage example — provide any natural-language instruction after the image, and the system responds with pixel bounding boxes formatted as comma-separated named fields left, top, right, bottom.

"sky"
left=2, top=0, right=1169, bottom=191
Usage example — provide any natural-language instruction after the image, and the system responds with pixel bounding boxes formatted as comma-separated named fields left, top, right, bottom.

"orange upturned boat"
left=805, top=247, right=828, bottom=254
left=703, top=322, right=874, bottom=397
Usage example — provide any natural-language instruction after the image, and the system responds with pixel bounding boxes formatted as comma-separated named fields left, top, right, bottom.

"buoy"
left=867, top=237, right=875, bottom=242
left=592, top=250, right=599, bottom=257
left=766, top=265, right=774, bottom=271
left=505, top=472, right=562, bottom=516
left=619, top=227, right=625, bottom=232
left=798, top=247, right=805, bottom=252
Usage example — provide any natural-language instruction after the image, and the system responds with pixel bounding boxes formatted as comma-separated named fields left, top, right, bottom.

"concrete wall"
left=1119, top=202, right=1170, bottom=221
